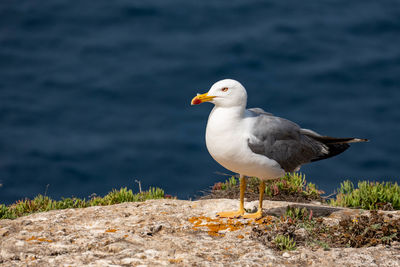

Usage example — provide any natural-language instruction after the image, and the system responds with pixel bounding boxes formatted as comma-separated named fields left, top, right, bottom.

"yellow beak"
left=191, top=92, right=216, bottom=105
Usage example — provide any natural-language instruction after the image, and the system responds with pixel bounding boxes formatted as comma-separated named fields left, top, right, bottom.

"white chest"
left=205, top=107, right=251, bottom=167
left=206, top=123, right=245, bottom=161
left=203, top=107, right=285, bottom=179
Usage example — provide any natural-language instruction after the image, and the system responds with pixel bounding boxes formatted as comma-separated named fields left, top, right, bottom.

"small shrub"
left=285, top=206, right=313, bottom=222
left=208, top=172, right=322, bottom=202
left=330, top=210, right=400, bottom=247
left=252, top=208, right=400, bottom=250
left=331, top=180, right=400, bottom=210
left=265, top=173, right=321, bottom=200
left=0, top=204, right=14, bottom=219
left=1, top=187, right=165, bottom=220
left=274, top=234, right=296, bottom=251
left=213, top=176, right=237, bottom=191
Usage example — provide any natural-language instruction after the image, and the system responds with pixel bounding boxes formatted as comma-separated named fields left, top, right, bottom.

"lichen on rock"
left=0, top=199, right=399, bottom=266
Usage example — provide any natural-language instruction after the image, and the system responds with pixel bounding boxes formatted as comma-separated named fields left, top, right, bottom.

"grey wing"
left=247, top=113, right=328, bottom=172
left=248, top=108, right=274, bottom=116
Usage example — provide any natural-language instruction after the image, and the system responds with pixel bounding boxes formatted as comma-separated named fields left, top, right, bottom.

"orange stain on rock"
left=105, top=229, right=118, bottom=233
left=169, top=258, right=183, bottom=264
left=188, top=216, right=250, bottom=237
left=188, top=215, right=275, bottom=238
left=26, top=236, right=53, bottom=243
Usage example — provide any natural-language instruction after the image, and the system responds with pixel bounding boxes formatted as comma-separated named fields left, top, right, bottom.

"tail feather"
left=301, top=129, right=369, bottom=162
left=310, top=142, right=350, bottom=162
left=311, top=136, right=369, bottom=145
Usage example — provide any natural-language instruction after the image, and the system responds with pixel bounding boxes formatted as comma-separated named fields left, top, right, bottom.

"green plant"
left=102, top=187, right=164, bottom=204
left=274, top=234, right=296, bottom=251
left=225, top=176, right=237, bottom=189
left=312, top=240, right=330, bottom=251
left=212, top=176, right=238, bottom=191
left=208, top=172, right=322, bottom=202
left=331, top=180, right=400, bottom=210
left=265, top=173, right=321, bottom=199
left=285, top=206, right=313, bottom=222
left=0, top=204, right=13, bottom=219
left=0, top=187, right=165, bottom=220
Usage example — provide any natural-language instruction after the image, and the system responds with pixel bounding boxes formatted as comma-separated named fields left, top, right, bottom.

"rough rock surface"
left=1, top=199, right=399, bottom=266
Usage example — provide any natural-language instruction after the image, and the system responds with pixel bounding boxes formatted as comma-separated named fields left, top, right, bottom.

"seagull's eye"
left=221, top=87, right=229, bottom=92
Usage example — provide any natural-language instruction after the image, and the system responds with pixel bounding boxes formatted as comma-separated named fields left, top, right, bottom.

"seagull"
left=191, top=79, right=368, bottom=219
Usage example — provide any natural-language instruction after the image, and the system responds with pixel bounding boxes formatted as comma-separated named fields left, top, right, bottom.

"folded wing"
left=247, top=109, right=368, bottom=172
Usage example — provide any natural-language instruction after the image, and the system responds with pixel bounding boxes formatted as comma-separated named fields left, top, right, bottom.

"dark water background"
left=1, top=1, right=400, bottom=204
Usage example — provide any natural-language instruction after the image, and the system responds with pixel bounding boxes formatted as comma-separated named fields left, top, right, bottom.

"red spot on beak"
left=192, top=98, right=202, bottom=105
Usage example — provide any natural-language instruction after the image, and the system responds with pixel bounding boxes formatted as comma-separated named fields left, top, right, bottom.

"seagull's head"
left=191, top=79, right=247, bottom=108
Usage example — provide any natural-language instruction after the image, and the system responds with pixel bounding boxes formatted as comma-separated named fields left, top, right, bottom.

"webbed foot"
left=242, top=209, right=263, bottom=220
left=216, top=209, right=245, bottom=218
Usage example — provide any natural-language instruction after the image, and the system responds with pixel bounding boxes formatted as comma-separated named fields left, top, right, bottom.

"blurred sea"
left=1, top=1, right=400, bottom=204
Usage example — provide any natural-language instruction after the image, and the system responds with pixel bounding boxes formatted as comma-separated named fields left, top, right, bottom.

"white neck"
left=206, top=106, right=246, bottom=139
left=209, top=105, right=246, bottom=121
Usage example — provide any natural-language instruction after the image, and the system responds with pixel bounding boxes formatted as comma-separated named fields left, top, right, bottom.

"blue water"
left=1, top=1, right=400, bottom=204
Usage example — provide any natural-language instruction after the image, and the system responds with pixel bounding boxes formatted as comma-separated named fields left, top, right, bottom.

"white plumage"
left=205, top=101, right=285, bottom=181
left=191, top=79, right=367, bottom=219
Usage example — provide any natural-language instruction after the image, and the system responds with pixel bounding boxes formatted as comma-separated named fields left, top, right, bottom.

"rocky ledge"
left=1, top=199, right=400, bottom=266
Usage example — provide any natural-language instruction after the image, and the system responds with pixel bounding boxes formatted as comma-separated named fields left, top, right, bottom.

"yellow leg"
left=243, top=180, right=265, bottom=219
left=216, top=175, right=246, bottom=218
